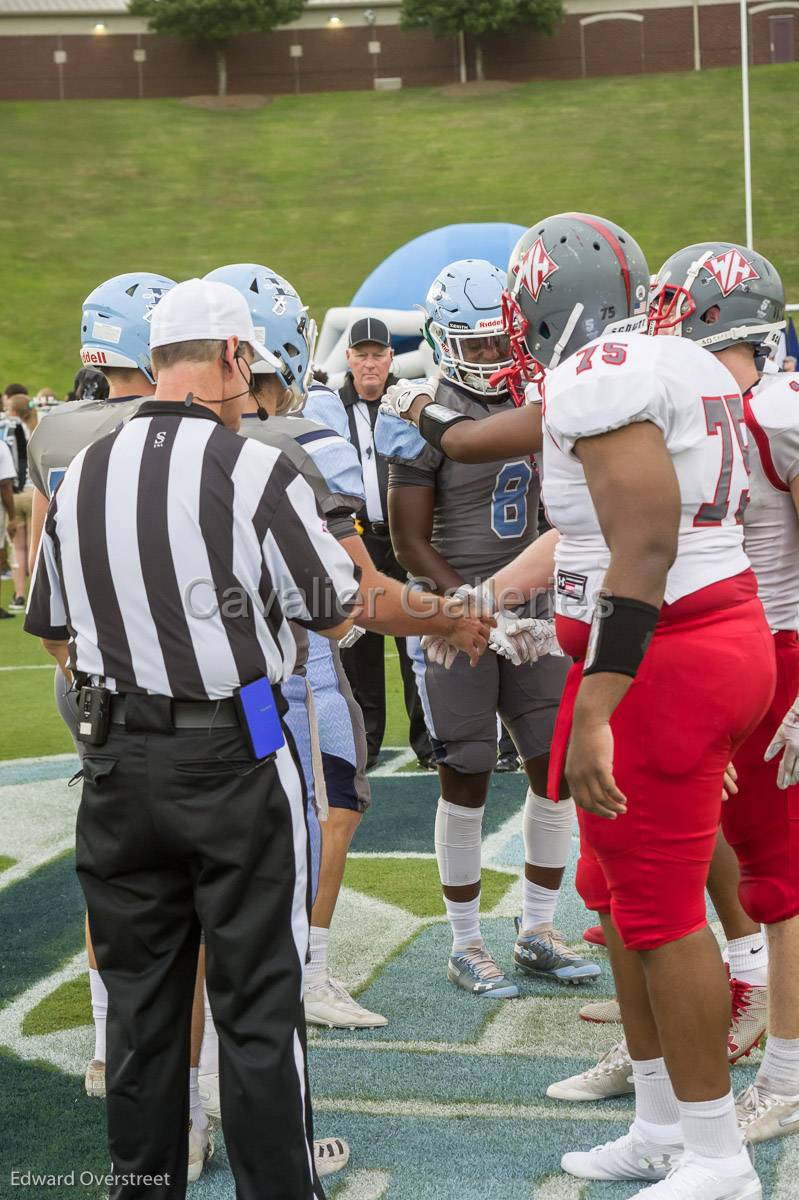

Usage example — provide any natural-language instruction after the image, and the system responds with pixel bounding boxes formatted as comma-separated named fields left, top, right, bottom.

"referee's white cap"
left=150, top=278, right=281, bottom=372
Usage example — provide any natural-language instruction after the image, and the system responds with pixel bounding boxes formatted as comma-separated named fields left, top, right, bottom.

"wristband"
left=418, top=403, right=473, bottom=453
left=582, top=595, right=659, bottom=679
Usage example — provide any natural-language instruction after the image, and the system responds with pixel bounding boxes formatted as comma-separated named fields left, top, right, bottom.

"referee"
left=25, top=279, right=361, bottom=1200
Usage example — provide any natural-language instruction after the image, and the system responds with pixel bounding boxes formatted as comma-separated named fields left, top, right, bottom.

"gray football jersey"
left=27, top=394, right=145, bottom=497
left=386, top=379, right=540, bottom=584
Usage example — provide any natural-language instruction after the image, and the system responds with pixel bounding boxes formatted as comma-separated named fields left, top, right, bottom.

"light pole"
left=740, top=0, right=754, bottom=247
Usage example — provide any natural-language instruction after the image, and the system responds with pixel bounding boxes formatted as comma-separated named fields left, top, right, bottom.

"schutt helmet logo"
left=517, top=237, right=559, bottom=302
left=705, top=250, right=760, bottom=297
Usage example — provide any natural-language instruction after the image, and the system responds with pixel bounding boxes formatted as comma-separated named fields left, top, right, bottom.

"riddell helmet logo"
left=80, top=348, right=107, bottom=365
left=705, top=250, right=759, bottom=297
left=518, top=237, right=558, bottom=302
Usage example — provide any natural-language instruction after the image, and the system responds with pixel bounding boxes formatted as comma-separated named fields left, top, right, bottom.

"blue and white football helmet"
left=205, top=264, right=317, bottom=413
left=423, top=259, right=513, bottom=397
left=80, top=272, right=175, bottom=384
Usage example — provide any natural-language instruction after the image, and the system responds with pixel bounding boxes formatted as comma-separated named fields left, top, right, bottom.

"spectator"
left=33, top=387, right=60, bottom=413
left=0, top=436, right=15, bottom=619
left=1, top=382, right=27, bottom=414
left=6, top=394, right=37, bottom=611
left=783, top=355, right=797, bottom=373
left=304, top=316, right=434, bottom=770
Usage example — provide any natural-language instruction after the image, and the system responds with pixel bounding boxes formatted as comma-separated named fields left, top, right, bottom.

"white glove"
left=380, top=377, right=438, bottom=423
left=490, top=616, right=560, bottom=667
left=765, top=693, right=799, bottom=788
left=338, top=624, right=365, bottom=649
left=421, top=634, right=459, bottom=670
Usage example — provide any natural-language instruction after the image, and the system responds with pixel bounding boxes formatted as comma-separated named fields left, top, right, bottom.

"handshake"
left=423, top=583, right=561, bottom=671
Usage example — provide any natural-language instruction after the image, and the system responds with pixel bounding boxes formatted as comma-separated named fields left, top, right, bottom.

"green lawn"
left=0, top=65, right=796, bottom=393
left=0, top=578, right=411, bottom=760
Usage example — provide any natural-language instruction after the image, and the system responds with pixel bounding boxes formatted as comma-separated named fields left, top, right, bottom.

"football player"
left=26, top=272, right=217, bottom=1182
left=206, top=264, right=494, bottom=1019
left=376, top=258, right=597, bottom=997
left=648, top=243, right=799, bottom=1147
left=400, top=214, right=778, bottom=1200
left=204, top=264, right=386, bottom=1037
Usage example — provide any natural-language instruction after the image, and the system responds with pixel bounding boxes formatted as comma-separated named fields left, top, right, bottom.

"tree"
left=401, top=0, right=564, bottom=83
left=129, top=0, right=304, bottom=97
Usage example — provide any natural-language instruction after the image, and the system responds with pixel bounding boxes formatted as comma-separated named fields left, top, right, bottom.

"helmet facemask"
left=427, top=317, right=514, bottom=400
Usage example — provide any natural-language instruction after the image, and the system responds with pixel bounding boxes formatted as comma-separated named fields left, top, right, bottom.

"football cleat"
left=447, top=943, right=520, bottom=998
left=728, top=979, right=768, bottom=1063
left=304, top=973, right=387, bottom=1029
left=736, top=1081, right=799, bottom=1143
left=84, top=1058, right=106, bottom=1098
left=624, top=1151, right=761, bottom=1200
left=315, top=1136, right=350, bottom=1177
left=580, top=996, right=622, bottom=1024
left=513, top=918, right=602, bottom=983
left=187, top=1119, right=214, bottom=1183
left=547, top=1039, right=634, bottom=1101
left=198, top=1071, right=220, bottom=1121
left=583, top=924, right=607, bottom=946
left=561, top=1123, right=683, bottom=1180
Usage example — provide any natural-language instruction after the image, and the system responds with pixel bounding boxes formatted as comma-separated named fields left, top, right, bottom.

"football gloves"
left=765, top=692, right=799, bottom=789
left=422, top=582, right=559, bottom=670
left=380, top=376, right=438, bottom=422
left=338, top=624, right=365, bottom=649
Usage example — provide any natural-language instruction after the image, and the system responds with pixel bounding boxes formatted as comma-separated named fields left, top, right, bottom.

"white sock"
left=522, top=879, right=559, bottom=931
left=758, top=1035, right=799, bottom=1096
left=677, top=1091, right=743, bottom=1160
left=631, top=1056, right=681, bottom=1132
left=445, top=895, right=481, bottom=951
left=307, top=926, right=329, bottom=983
left=199, top=983, right=218, bottom=1076
left=189, top=1066, right=208, bottom=1133
left=435, top=798, right=483, bottom=886
left=727, top=932, right=768, bottom=987
left=89, top=968, right=107, bottom=1063
left=523, top=788, right=575, bottom=870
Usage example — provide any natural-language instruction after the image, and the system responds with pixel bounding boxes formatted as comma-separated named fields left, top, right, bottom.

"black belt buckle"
left=76, top=686, right=112, bottom=746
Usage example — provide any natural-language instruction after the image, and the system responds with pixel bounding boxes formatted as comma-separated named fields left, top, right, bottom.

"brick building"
left=0, top=0, right=795, bottom=102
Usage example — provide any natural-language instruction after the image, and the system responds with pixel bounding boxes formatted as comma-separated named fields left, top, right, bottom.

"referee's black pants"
left=341, top=530, right=431, bottom=761
left=76, top=720, right=324, bottom=1200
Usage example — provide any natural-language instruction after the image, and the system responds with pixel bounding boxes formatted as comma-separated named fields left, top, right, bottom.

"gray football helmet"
left=502, top=212, right=650, bottom=396
left=649, top=243, right=784, bottom=358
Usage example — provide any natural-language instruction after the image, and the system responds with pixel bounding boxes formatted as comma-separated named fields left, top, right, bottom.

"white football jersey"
left=742, top=372, right=799, bottom=631
left=543, top=333, right=751, bottom=623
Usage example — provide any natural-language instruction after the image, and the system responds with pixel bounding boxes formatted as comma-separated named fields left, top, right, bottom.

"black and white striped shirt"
left=25, top=401, right=360, bottom=699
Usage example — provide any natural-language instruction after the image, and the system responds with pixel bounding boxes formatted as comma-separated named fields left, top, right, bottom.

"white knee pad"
left=435, top=798, right=483, bottom=887
left=523, top=789, right=575, bottom=870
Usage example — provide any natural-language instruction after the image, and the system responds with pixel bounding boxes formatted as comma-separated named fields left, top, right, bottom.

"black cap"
left=348, top=316, right=391, bottom=349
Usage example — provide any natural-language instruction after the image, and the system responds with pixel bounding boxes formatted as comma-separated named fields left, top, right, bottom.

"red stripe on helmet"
left=565, top=213, right=632, bottom=315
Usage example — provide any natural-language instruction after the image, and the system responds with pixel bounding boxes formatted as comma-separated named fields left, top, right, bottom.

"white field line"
left=314, top=1096, right=630, bottom=1124
left=0, top=664, right=55, bottom=671
left=334, top=1171, right=392, bottom=1200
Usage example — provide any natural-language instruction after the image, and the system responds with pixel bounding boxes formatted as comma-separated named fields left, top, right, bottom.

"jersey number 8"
left=491, top=460, right=533, bottom=539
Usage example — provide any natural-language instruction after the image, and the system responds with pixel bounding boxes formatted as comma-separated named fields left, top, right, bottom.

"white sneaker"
left=198, top=1071, right=220, bottom=1121
left=187, top=1120, right=214, bottom=1183
left=580, top=996, right=622, bottom=1024
left=626, top=1151, right=761, bottom=1200
left=562, top=1123, right=683, bottom=1180
left=84, top=1058, right=106, bottom=1098
left=315, top=1135, right=350, bottom=1177
left=304, top=972, right=387, bottom=1029
left=736, top=1080, right=799, bottom=1143
left=547, top=1039, right=634, bottom=1101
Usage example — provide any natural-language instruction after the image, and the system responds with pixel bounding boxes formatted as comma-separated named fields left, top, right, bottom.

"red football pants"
left=722, top=630, right=799, bottom=926
left=548, top=572, right=776, bottom=950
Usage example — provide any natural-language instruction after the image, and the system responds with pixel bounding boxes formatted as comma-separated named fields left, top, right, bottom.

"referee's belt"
left=110, top=695, right=240, bottom=728
left=361, top=518, right=390, bottom=538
